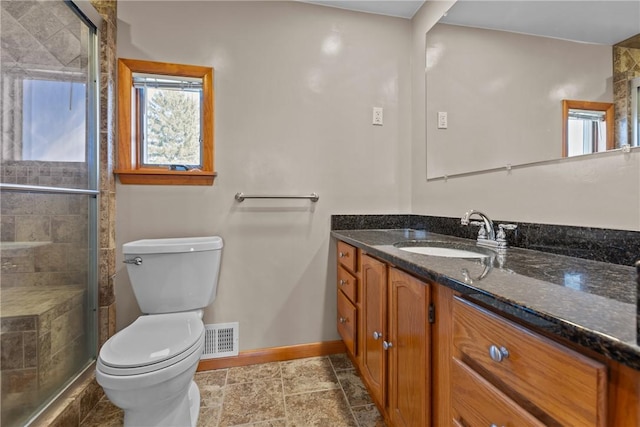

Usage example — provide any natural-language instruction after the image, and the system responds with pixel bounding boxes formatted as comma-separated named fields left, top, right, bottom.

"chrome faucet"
left=461, top=210, right=496, bottom=241
left=461, top=210, right=517, bottom=249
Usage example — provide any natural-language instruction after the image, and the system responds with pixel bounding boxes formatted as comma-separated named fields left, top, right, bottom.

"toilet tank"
left=123, top=236, right=223, bottom=314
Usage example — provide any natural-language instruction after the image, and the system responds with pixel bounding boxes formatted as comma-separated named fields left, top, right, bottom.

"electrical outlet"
left=437, top=111, right=448, bottom=129
left=373, top=107, right=383, bottom=126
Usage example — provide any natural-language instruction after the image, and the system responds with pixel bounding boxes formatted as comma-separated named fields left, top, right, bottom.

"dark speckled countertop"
left=331, top=228, right=639, bottom=371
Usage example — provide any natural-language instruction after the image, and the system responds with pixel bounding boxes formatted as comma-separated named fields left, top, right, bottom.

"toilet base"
left=121, top=380, right=200, bottom=427
left=188, top=380, right=200, bottom=426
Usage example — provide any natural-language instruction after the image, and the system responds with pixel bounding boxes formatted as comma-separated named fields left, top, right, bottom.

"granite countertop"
left=331, top=228, right=639, bottom=370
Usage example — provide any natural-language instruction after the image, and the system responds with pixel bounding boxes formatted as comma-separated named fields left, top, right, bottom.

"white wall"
left=115, top=1, right=412, bottom=348
left=411, top=1, right=640, bottom=231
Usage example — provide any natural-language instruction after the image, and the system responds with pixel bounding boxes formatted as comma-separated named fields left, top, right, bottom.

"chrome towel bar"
left=234, top=192, right=319, bottom=202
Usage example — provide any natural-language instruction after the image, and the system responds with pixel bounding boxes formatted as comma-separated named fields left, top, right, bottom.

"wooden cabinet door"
left=388, top=267, right=430, bottom=427
left=360, top=254, right=387, bottom=408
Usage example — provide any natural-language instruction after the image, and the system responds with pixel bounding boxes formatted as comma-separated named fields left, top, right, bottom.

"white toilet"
left=96, top=236, right=223, bottom=427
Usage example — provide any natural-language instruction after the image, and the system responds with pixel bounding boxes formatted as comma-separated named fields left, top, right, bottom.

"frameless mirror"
left=425, top=0, right=640, bottom=180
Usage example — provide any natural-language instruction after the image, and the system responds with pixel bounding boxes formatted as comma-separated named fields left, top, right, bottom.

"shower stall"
left=1, top=1, right=100, bottom=426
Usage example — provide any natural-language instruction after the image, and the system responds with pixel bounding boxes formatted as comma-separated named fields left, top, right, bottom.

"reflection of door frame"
left=632, top=77, right=640, bottom=148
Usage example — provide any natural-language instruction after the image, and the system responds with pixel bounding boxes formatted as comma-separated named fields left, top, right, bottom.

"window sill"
left=114, top=169, right=217, bottom=185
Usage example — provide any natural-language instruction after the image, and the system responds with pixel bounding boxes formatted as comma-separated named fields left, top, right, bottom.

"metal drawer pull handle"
left=339, top=279, right=348, bottom=286
left=339, top=317, right=347, bottom=324
left=373, top=331, right=382, bottom=340
left=489, top=345, right=509, bottom=362
left=383, top=341, right=393, bottom=350
left=123, top=257, right=143, bottom=266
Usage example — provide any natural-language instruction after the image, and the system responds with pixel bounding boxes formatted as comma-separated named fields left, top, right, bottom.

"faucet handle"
left=497, top=224, right=518, bottom=241
left=469, top=220, right=488, bottom=240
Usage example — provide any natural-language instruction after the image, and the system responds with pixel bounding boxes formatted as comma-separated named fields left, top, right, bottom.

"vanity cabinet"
left=358, top=253, right=430, bottom=426
left=387, top=267, right=430, bottom=427
left=334, top=238, right=639, bottom=427
left=336, top=241, right=358, bottom=357
left=360, top=254, right=387, bottom=407
left=452, top=297, right=607, bottom=427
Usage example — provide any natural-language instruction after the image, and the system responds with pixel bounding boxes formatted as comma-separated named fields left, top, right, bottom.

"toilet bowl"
left=96, top=236, right=223, bottom=427
left=97, top=312, right=205, bottom=426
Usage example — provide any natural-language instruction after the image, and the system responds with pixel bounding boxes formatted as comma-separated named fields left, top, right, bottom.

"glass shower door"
left=0, top=1, right=99, bottom=426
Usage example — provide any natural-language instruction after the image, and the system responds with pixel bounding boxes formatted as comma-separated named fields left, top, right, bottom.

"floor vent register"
left=202, top=322, right=239, bottom=359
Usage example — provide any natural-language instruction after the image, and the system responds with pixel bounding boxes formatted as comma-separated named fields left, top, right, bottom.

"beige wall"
left=426, top=23, right=612, bottom=178
left=412, top=1, right=640, bottom=231
left=115, top=0, right=640, bottom=352
left=115, top=1, right=412, bottom=347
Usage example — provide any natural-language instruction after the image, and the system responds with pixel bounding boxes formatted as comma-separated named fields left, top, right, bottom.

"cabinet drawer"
left=337, top=290, right=357, bottom=356
left=337, top=266, right=357, bottom=303
left=453, top=297, right=606, bottom=426
left=452, top=357, right=545, bottom=427
left=337, top=241, right=357, bottom=273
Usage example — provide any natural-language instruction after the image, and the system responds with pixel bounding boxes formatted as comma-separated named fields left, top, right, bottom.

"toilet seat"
left=98, top=311, right=204, bottom=376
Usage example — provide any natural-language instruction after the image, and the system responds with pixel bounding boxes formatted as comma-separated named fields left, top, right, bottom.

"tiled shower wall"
left=0, top=0, right=119, bottom=354
left=0, top=0, right=117, bottom=424
left=1, top=2, right=95, bottom=422
left=613, top=43, right=640, bottom=146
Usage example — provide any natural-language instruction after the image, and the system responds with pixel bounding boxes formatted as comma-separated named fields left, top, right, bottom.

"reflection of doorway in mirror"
left=562, top=100, right=614, bottom=157
left=632, top=77, right=640, bottom=148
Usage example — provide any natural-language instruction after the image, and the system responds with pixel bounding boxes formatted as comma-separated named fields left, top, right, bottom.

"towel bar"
left=234, top=192, right=319, bottom=202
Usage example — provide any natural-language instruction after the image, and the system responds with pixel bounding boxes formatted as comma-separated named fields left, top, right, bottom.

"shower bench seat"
left=0, top=286, right=87, bottom=425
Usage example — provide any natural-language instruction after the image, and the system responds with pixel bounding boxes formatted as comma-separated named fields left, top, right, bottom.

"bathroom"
left=1, top=0, right=639, bottom=426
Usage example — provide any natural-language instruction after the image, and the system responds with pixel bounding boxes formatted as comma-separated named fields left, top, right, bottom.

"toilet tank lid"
left=123, top=236, right=223, bottom=254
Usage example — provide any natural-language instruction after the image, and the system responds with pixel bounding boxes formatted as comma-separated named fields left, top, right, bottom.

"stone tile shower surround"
left=613, top=43, right=640, bottom=147
left=1, top=181, right=92, bottom=426
left=0, top=0, right=118, bottom=425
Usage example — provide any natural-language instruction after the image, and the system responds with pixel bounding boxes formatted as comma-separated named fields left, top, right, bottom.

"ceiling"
left=440, top=1, right=640, bottom=46
left=302, top=1, right=425, bottom=19
left=303, top=1, right=640, bottom=46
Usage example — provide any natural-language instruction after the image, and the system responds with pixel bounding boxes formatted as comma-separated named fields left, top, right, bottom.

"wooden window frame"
left=562, top=99, right=614, bottom=158
left=115, top=58, right=216, bottom=185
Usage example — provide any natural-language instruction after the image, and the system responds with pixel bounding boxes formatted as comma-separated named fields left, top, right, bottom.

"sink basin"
left=393, top=240, right=494, bottom=259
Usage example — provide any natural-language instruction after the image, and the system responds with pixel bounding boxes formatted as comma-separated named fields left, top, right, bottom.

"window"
left=115, top=58, right=215, bottom=185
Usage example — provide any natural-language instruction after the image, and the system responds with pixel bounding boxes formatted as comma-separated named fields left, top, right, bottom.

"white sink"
left=398, top=246, right=488, bottom=258
left=393, top=241, right=493, bottom=259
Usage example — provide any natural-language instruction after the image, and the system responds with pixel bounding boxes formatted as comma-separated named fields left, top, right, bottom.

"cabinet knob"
left=373, top=331, right=382, bottom=340
left=383, top=341, right=393, bottom=350
left=339, top=317, right=347, bottom=324
left=339, top=252, right=347, bottom=258
left=489, top=345, right=509, bottom=362
left=339, top=279, right=348, bottom=286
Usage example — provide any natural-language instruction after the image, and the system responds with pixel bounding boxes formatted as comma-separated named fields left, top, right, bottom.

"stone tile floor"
left=81, top=354, right=386, bottom=426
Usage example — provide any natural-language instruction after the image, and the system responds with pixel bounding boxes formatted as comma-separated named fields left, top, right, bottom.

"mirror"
left=425, top=0, right=640, bottom=180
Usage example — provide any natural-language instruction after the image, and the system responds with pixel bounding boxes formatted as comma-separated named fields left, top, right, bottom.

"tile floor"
left=81, top=354, right=386, bottom=426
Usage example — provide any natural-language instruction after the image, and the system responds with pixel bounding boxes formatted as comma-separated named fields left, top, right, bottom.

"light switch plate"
left=437, top=111, right=448, bottom=129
